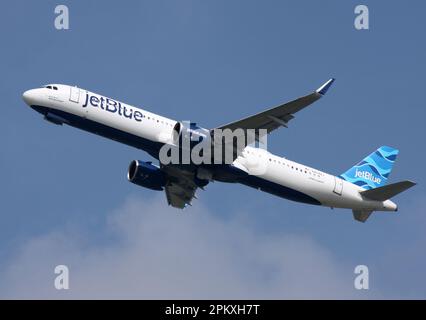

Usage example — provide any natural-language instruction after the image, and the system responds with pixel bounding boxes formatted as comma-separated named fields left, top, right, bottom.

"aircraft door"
left=333, top=176, right=343, bottom=195
left=69, top=86, right=80, bottom=103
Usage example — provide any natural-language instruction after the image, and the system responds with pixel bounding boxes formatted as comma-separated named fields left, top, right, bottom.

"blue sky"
left=0, top=0, right=425, bottom=298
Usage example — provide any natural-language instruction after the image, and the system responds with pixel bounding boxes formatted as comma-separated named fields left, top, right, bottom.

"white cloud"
left=0, top=194, right=373, bottom=299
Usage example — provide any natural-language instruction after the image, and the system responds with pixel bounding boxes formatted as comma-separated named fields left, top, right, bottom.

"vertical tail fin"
left=340, top=146, right=399, bottom=190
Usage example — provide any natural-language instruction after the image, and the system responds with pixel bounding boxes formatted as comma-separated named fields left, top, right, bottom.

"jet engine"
left=172, top=121, right=211, bottom=150
left=127, top=160, right=166, bottom=191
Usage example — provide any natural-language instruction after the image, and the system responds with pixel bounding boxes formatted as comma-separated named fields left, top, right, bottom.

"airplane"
left=22, top=79, right=416, bottom=222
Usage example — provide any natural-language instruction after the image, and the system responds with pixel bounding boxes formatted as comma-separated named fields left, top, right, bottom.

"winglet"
left=316, top=78, right=335, bottom=95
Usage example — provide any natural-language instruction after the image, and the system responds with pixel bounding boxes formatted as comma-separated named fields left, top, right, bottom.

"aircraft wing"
left=212, top=78, right=335, bottom=162
left=216, top=78, right=335, bottom=135
left=161, top=164, right=203, bottom=208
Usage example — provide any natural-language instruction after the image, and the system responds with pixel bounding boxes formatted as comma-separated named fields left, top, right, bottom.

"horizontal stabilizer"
left=360, top=180, right=416, bottom=201
left=353, top=209, right=373, bottom=223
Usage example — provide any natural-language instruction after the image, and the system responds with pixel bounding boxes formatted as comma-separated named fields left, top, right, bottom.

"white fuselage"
left=22, top=84, right=397, bottom=212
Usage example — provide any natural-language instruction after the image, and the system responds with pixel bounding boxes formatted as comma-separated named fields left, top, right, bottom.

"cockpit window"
left=53, top=86, right=58, bottom=90
left=46, top=85, right=52, bottom=89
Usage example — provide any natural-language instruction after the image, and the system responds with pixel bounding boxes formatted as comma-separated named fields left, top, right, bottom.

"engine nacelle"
left=172, top=121, right=211, bottom=150
left=127, top=160, right=166, bottom=191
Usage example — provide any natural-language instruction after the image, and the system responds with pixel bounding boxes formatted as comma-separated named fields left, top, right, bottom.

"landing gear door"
left=69, top=86, right=80, bottom=103
left=333, top=176, right=343, bottom=195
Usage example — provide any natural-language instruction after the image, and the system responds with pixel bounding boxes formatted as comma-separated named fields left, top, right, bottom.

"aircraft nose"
left=22, top=89, right=36, bottom=106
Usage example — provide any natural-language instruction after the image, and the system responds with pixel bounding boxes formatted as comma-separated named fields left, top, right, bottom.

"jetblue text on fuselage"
left=82, top=93, right=143, bottom=122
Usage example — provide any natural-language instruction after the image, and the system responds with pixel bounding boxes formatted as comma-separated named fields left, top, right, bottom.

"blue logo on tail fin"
left=340, top=146, right=399, bottom=190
